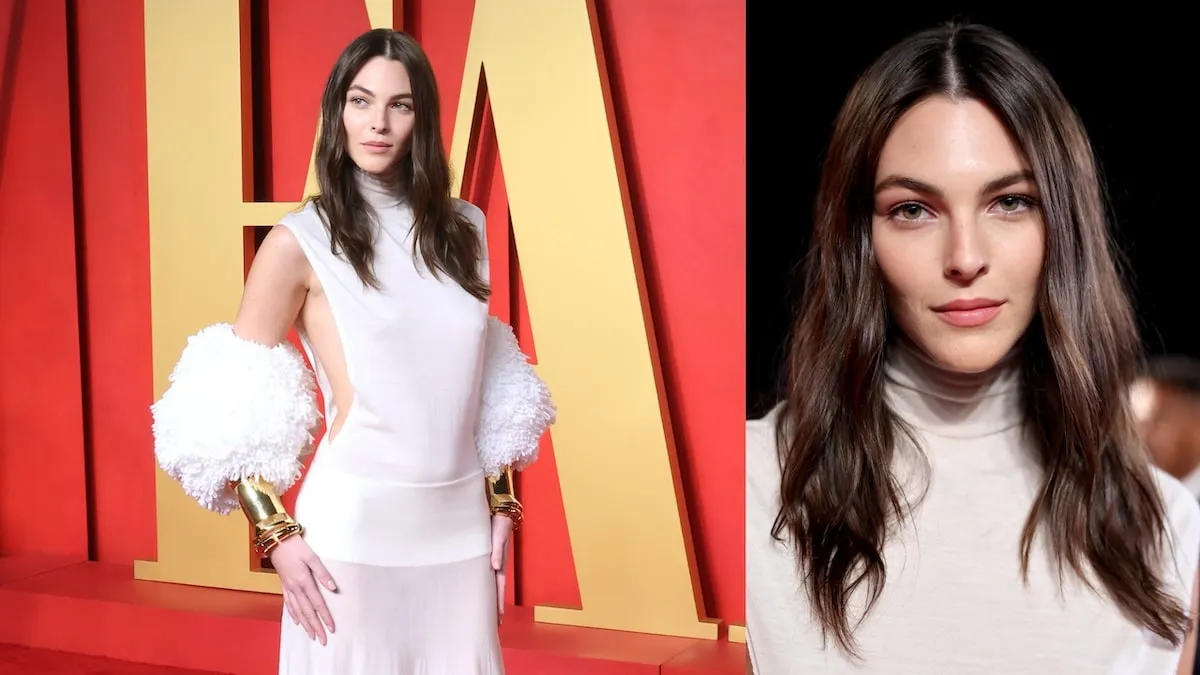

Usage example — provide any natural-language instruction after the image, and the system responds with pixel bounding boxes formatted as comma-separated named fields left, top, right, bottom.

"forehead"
left=876, top=96, right=1030, bottom=185
left=350, top=56, right=412, bottom=94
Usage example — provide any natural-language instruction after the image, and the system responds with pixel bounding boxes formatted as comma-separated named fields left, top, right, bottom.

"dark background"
left=746, top=7, right=1199, bottom=418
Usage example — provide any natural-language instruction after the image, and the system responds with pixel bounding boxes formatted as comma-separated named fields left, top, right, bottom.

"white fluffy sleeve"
left=475, top=316, right=557, bottom=478
left=150, top=323, right=322, bottom=514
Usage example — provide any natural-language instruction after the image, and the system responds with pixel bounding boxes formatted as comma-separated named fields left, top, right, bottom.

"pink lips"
left=932, top=298, right=1005, bottom=328
left=362, top=142, right=392, bottom=155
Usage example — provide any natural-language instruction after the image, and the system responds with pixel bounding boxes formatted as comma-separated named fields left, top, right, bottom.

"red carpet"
left=0, top=644, right=221, bottom=674
left=0, top=556, right=744, bottom=674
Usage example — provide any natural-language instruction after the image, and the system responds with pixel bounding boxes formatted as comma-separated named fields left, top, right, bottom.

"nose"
left=371, top=106, right=389, bottom=134
left=944, top=216, right=988, bottom=282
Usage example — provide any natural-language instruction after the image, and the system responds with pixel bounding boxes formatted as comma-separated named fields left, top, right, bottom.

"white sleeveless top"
left=276, top=174, right=493, bottom=569
left=746, top=345, right=1200, bottom=674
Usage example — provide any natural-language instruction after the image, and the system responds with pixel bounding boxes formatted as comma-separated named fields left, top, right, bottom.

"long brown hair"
left=774, top=21, right=1188, bottom=657
left=308, top=28, right=488, bottom=301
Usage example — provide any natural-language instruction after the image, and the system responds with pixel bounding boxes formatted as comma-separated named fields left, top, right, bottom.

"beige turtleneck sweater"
left=746, top=345, right=1200, bottom=674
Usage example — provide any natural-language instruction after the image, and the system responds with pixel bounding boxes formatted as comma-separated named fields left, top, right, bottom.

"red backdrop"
left=0, top=0, right=745, bottom=628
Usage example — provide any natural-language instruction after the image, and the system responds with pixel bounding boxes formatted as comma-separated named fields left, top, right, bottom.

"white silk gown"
left=274, top=176, right=504, bottom=674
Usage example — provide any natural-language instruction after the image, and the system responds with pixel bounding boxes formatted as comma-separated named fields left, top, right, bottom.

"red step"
left=0, top=556, right=744, bottom=674
left=0, top=643, right=220, bottom=674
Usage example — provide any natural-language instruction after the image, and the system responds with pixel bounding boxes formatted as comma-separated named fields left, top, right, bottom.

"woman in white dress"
left=746, top=21, right=1200, bottom=674
left=150, top=29, right=555, bottom=674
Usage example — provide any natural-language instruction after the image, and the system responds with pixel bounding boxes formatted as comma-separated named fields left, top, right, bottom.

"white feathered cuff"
left=150, top=323, right=322, bottom=515
left=475, top=317, right=557, bottom=478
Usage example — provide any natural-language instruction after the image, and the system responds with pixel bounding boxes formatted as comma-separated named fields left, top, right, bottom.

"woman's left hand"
left=490, top=514, right=515, bottom=624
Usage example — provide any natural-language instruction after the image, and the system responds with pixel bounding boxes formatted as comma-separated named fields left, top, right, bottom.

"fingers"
left=308, top=556, right=338, bottom=592
left=496, top=570, right=507, bottom=625
left=304, top=555, right=337, bottom=635
left=284, top=579, right=326, bottom=645
left=301, top=580, right=335, bottom=642
left=282, top=589, right=301, bottom=625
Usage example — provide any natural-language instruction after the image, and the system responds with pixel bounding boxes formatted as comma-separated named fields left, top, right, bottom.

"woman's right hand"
left=270, top=535, right=338, bottom=645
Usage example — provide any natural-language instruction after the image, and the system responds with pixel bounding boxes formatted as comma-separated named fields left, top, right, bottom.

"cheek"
left=871, top=227, right=928, bottom=313
left=394, top=112, right=416, bottom=137
left=342, top=107, right=365, bottom=136
left=1001, top=226, right=1046, bottom=299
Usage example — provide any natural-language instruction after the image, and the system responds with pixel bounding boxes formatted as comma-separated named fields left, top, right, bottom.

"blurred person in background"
left=1134, top=356, right=1200, bottom=498
left=1134, top=355, right=1200, bottom=675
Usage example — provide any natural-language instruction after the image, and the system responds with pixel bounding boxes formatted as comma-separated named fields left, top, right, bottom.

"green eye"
left=998, top=196, right=1023, bottom=211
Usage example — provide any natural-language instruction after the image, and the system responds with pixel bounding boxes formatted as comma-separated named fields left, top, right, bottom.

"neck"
left=355, top=167, right=404, bottom=210
left=884, top=337, right=1023, bottom=438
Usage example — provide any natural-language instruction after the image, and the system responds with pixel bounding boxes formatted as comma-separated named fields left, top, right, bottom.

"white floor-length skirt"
left=278, top=554, right=504, bottom=674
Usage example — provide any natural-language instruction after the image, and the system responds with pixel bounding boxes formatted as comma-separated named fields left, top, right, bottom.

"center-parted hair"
left=309, top=29, right=489, bottom=301
left=774, top=20, right=1187, bottom=658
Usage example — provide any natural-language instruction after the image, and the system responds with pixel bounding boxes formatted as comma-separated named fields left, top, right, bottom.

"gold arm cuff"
left=486, top=466, right=520, bottom=507
left=486, top=466, right=523, bottom=530
left=232, top=477, right=303, bottom=556
left=234, top=476, right=286, bottom=524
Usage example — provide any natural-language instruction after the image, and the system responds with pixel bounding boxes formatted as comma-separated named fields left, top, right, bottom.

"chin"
left=915, top=331, right=1021, bottom=375
left=349, top=153, right=397, bottom=176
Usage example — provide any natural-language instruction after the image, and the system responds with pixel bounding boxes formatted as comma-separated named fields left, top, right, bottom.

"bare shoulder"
left=234, top=224, right=312, bottom=345
left=251, top=224, right=310, bottom=287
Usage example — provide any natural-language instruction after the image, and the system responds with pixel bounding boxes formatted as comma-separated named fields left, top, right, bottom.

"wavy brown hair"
left=773, top=21, right=1188, bottom=658
left=308, top=29, right=488, bottom=300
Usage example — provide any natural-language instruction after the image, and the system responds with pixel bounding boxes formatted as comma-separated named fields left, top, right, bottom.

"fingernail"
left=326, top=581, right=337, bottom=590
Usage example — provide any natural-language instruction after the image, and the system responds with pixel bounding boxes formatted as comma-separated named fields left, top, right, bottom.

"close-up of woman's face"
left=871, top=96, right=1046, bottom=374
left=341, top=56, right=417, bottom=176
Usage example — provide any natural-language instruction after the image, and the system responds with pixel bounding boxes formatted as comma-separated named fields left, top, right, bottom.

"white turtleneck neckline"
left=884, top=338, right=1024, bottom=439
left=355, top=167, right=406, bottom=211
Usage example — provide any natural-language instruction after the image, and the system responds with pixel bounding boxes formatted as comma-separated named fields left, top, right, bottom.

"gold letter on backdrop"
left=134, top=0, right=393, bottom=594
left=449, top=0, right=717, bottom=640
left=136, top=0, right=718, bottom=641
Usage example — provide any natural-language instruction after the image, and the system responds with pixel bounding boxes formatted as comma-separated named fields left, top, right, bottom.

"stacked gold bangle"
left=233, top=477, right=305, bottom=557
left=487, top=467, right=524, bottom=531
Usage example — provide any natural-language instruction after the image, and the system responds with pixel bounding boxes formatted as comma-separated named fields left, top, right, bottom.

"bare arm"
left=231, top=225, right=340, bottom=644
left=1177, top=566, right=1199, bottom=675
left=233, top=225, right=310, bottom=346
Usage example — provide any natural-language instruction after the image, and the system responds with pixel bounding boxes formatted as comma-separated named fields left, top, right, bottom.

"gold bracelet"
left=233, top=477, right=304, bottom=556
left=486, top=467, right=524, bottom=531
left=492, top=499, right=524, bottom=530
left=256, top=522, right=304, bottom=557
